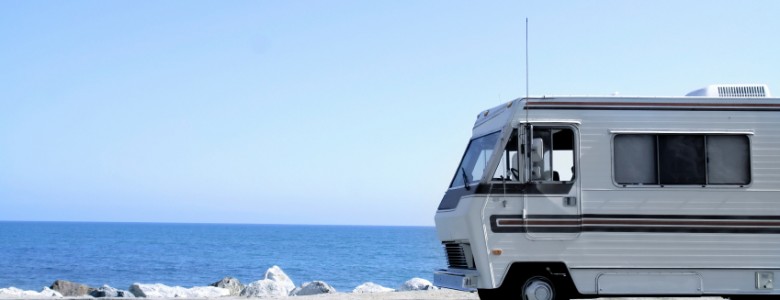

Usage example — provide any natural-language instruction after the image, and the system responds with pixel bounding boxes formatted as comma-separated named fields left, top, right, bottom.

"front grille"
left=443, top=242, right=475, bottom=269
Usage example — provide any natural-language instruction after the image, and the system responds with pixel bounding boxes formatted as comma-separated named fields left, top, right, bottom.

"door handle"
left=563, top=197, right=577, bottom=207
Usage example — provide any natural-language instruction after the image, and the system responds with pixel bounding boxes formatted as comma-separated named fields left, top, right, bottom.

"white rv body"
left=434, top=86, right=780, bottom=300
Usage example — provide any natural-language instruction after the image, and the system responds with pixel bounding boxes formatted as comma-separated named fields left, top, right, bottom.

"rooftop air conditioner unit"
left=686, top=84, right=771, bottom=98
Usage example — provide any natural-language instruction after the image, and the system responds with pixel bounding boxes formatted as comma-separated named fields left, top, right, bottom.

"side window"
left=658, top=135, right=706, bottom=184
left=450, top=132, right=501, bottom=188
left=613, top=134, right=751, bottom=186
left=707, top=135, right=751, bottom=184
left=531, top=127, right=575, bottom=182
left=491, top=130, right=519, bottom=181
left=614, top=135, right=657, bottom=185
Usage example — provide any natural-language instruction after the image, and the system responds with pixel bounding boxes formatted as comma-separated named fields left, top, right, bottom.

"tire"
left=482, top=263, right=580, bottom=300
left=522, top=276, right=568, bottom=300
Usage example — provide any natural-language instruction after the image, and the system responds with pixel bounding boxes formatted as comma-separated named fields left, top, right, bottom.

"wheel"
left=479, top=275, right=572, bottom=300
left=522, top=276, right=561, bottom=300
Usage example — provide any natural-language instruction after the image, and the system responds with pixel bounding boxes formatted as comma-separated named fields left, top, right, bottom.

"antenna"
left=525, top=17, right=529, bottom=101
left=524, top=18, right=529, bottom=123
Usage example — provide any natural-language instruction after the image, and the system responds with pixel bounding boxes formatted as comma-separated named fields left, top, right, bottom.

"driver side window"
left=531, top=127, right=575, bottom=182
left=489, top=126, right=576, bottom=183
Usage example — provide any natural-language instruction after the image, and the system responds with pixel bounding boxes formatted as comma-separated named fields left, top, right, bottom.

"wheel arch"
left=498, top=262, right=586, bottom=299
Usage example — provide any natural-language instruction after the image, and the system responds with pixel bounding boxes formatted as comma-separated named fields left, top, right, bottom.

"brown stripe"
left=584, top=219, right=780, bottom=227
left=526, top=101, right=780, bottom=108
left=497, top=218, right=780, bottom=227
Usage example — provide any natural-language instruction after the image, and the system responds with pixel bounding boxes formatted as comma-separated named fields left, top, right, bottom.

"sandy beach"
left=0, top=288, right=731, bottom=300
left=235, top=290, right=478, bottom=300
left=257, top=293, right=729, bottom=300
left=176, top=291, right=727, bottom=300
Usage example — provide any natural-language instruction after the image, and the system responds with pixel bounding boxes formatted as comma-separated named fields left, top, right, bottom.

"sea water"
left=0, top=222, right=444, bottom=292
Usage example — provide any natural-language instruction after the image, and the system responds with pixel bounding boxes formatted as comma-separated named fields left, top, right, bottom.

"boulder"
left=210, top=277, right=243, bottom=296
left=240, top=279, right=288, bottom=298
left=352, top=282, right=394, bottom=293
left=291, top=281, right=337, bottom=296
left=89, top=285, right=135, bottom=298
left=263, top=265, right=295, bottom=293
left=239, top=265, right=295, bottom=297
left=398, top=278, right=437, bottom=291
left=50, top=279, right=95, bottom=296
left=0, top=287, right=26, bottom=298
left=0, top=287, right=63, bottom=298
left=128, top=283, right=230, bottom=298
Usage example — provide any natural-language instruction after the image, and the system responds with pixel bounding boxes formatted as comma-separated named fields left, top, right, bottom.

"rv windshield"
left=450, top=132, right=501, bottom=189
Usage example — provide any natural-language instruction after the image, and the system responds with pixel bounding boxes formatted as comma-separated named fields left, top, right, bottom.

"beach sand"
left=266, top=290, right=478, bottom=300
left=186, top=291, right=726, bottom=300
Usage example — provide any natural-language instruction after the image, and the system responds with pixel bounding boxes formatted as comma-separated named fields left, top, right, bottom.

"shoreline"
left=0, top=266, right=443, bottom=299
left=0, top=267, right=727, bottom=300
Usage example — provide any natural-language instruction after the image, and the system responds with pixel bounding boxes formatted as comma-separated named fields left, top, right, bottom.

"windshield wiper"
left=461, top=167, right=471, bottom=191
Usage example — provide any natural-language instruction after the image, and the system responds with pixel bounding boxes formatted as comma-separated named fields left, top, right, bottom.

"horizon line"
left=0, top=219, right=435, bottom=228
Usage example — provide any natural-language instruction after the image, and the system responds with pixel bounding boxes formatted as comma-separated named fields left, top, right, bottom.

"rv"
left=433, top=84, right=780, bottom=300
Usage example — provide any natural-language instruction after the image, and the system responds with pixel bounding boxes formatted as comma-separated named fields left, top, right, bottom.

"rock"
left=352, top=282, right=394, bottom=293
left=210, top=277, right=243, bottom=296
left=291, top=281, right=337, bottom=296
left=239, top=265, right=295, bottom=297
left=89, top=285, right=135, bottom=298
left=263, top=265, right=295, bottom=293
left=240, top=279, right=288, bottom=297
left=0, top=287, right=28, bottom=298
left=128, top=284, right=153, bottom=298
left=128, top=283, right=229, bottom=298
left=39, top=287, right=64, bottom=298
left=399, top=278, right=437, bottom=291
left=0, top=287, right=63, bottom=298
left=50, top=279, right=94, bottom=296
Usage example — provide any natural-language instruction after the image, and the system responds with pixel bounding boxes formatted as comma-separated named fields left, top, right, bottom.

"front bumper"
left=434, top=268, right=479, bottom=292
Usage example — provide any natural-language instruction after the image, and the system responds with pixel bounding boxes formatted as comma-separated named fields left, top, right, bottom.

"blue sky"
left=1, top=1, right=778, bottom=226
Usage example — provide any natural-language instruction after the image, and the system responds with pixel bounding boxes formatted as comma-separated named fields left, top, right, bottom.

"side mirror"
left=530, top=138, right=544, bottom=163
left=530, top=138, right=546, bottom=181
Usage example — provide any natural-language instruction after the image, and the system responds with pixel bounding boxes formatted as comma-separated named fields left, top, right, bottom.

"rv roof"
left=473, top=85, right=780, bottom=137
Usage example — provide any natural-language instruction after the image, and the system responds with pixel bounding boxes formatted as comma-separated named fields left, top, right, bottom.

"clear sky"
left=1, top=1, right=778, bottom=226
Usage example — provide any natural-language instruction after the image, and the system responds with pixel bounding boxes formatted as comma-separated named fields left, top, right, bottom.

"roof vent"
left=686, top=84, right=771, bottom=98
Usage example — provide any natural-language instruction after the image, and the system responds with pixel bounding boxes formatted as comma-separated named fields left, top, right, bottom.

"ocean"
left=0, top=222, right=444, bottom=292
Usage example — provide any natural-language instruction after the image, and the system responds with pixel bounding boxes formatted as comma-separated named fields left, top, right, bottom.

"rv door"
left=523, top=124, right=582, bottom=240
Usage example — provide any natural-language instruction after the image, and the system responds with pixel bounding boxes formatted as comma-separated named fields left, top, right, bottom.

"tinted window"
left=658, top=135, right=706, bottom=185
left=614, top=134, right=750, bottom=186
left=614, top=135, right=657, bottom=184
left=707, top=135, right=750, bottom=184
